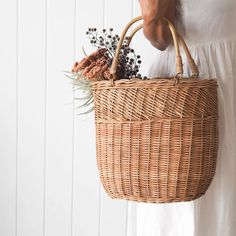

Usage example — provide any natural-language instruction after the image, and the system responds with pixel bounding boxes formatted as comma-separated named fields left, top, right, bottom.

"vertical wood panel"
left=44, top=0, right=74, bottom=235
left=0, top=0, right=17, bottom=235
left=72, top=1, right=104, bottom=235
left=17, top=0, right=46, bottom=235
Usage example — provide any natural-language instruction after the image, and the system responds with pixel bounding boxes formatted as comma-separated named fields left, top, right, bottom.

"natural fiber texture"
left=92, top=77, right=218, bottom=203
left=91, top=16, right=218, bottom=203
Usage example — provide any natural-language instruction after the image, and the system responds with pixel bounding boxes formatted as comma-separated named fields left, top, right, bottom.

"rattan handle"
left=110, top=16, right=183, bottom=81
left=127, top=24, right=199, bottom=77
left=177, top=34, right=199, bottom=77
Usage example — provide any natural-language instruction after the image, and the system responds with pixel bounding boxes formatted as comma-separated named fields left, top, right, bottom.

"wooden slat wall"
left=0, top=1, right=18, bottom=236
left=0, top=0, right=153, bottom=235
left=17, top=0, right=46, bottom=235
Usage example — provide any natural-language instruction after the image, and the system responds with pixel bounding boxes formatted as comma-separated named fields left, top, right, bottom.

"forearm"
left=139, top=0, right=176, bottom=50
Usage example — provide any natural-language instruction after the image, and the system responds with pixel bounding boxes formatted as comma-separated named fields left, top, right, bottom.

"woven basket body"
left=92, top=78, right=218, bottom=203
left=92, top=17, right=218, bottom=203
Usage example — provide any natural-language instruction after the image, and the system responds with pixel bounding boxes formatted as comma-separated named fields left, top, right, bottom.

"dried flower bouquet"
left=65, top=27, right=145, bottom=114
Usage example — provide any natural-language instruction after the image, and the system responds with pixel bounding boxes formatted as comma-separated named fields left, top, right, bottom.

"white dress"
left=128, top=1, right=236, bottom=235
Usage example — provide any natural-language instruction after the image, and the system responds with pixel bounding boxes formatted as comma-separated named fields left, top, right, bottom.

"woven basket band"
left=95, top=116, right=218, bottom=124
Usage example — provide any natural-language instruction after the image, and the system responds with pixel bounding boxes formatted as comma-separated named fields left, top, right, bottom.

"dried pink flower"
left=72, top=48, right=110, bottom=81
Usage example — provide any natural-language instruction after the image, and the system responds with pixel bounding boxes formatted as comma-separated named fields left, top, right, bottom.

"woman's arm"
left=138, top=0, right=176, bottom=50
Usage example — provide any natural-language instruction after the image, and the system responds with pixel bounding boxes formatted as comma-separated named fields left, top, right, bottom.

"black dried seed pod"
left=85, top=27, right=143, bottom=79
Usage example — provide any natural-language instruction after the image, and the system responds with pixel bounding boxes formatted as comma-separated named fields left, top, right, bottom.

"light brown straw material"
left=92, top=16, right=218, bottom=203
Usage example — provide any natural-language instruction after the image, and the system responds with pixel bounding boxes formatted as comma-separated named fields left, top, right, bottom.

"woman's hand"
left=138, top=0, right=176, bottom=50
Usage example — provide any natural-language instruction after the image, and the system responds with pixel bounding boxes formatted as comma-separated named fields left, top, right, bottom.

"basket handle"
left=110, top=16, right=199, bottom=81
left=127, top=25, right=199, bottom=78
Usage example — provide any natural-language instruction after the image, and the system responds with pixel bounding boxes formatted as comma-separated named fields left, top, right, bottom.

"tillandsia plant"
left=65, top=71, right=94, bottom=115
left=65, top=27, right=146, bottom=115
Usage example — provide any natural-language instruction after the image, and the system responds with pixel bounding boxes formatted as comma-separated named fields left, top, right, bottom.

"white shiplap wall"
left=0, top=0, right=157, bottom=235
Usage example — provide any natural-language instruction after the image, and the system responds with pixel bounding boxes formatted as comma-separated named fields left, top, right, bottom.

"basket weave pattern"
left=93, top=79, right=217, bottom=120
left=93, top=79, right=218, bottom=203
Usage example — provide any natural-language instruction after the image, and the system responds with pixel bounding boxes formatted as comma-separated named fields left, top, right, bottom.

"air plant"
left=64, top=70, right=94, bottom=115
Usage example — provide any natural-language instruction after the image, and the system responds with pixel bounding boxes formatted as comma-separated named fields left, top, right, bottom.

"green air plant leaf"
left=77, top=95, right=93, bottom=108
left=74, top=95, right=92, bottom=101
left=78, top=107, right=94, bottom=116
left=82, top=45, right=88, bottom=57
left=64, top=71, right=94, bottom=115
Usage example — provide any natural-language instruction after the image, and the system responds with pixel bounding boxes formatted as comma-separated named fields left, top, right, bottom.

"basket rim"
left=91, top=76, right=218, bottom=90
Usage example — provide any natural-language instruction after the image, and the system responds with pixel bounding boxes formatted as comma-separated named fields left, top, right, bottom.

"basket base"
left=107, top=191, right=206, bottom=204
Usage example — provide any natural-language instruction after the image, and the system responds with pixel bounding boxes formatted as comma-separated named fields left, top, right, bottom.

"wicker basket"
left=91, top=16, right=218, bottom=203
